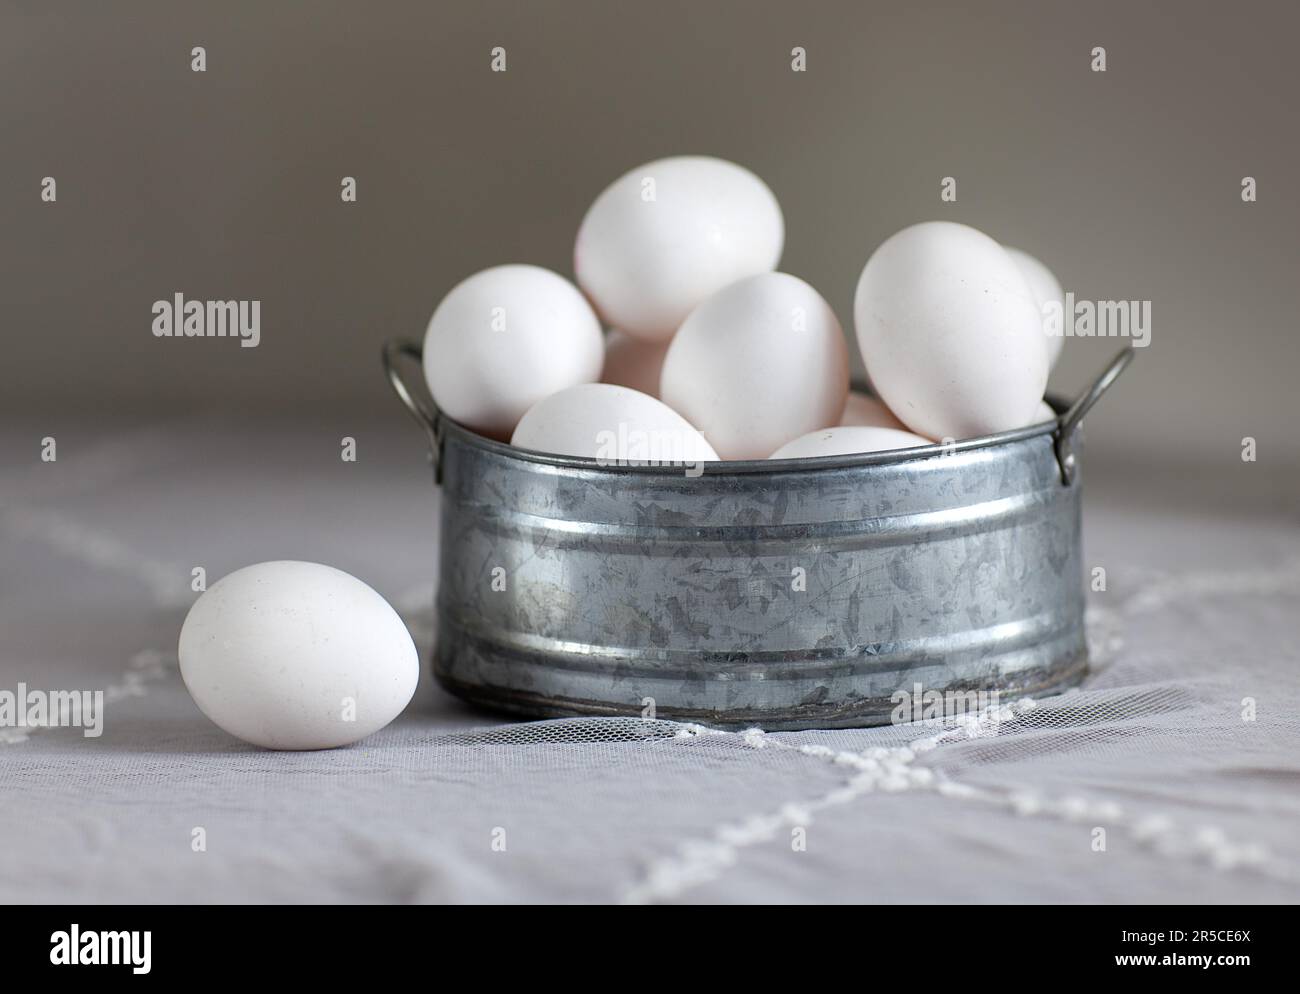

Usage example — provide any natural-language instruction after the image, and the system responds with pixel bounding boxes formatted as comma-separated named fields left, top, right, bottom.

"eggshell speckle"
left=769, top=425, right=932, bottom=460
left=575, top=156, right=784, bottom=342
left=422, top=264, right=603, bottom=439
left=512, top=382, right=718, bottom=466
left=660, top=272, right=849, bottom=460
left=854, top=221, right=1048, bottom=441
left=178, top=561, right=418, bottom=751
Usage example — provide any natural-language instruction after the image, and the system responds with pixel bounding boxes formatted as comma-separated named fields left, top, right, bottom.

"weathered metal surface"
left=384, top=340, right=1133, bottom=730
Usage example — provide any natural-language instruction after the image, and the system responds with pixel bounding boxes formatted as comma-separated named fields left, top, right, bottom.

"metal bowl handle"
left=382, top=338, right=444, bottom=480
left=1054, top=345, right=1136, bottom=485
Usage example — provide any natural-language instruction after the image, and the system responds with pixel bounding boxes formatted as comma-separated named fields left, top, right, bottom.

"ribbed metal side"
left=429, top=428, right=1087, bottom=729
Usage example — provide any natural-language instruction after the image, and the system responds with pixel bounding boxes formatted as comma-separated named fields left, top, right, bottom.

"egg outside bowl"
left=384, top=341, right=1134, bottom=730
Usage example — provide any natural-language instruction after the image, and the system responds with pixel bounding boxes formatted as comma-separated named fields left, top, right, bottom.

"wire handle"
left=1054, top=345, right=1136, bottom=485
left=382, top=338, right=444, bottom=481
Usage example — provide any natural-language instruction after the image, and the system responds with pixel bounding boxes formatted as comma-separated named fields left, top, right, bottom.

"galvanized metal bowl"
left=384, top=341, right=1134, bottom=729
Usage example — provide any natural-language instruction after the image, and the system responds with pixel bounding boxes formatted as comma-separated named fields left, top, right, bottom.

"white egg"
left=1029, top=399, right=1056, bottom=424
left=575, top=156, right=784, bottom=342
left=600, top=328, right=670, bottom=398
left=660, top=272, right=849, bottom=460
left=422, top=264, right=603, bottom=439
left=839, top=390, right=908, bottom=431
left=1006, top=246, right=1066, bottom=369
left=512, top=382, right=718, bottom=466
left=854, top=221, right=1048, bottom=441
left=178, top=561, right=418, bottom=751
left=769, top=426, right=932, bottom=460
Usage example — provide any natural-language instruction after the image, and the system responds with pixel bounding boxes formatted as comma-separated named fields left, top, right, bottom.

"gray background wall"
left=3, top=0, right=1297, bottom=464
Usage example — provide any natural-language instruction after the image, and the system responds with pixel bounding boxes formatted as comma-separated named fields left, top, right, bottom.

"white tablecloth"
left=2, top=420, right=1298, bottom=903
